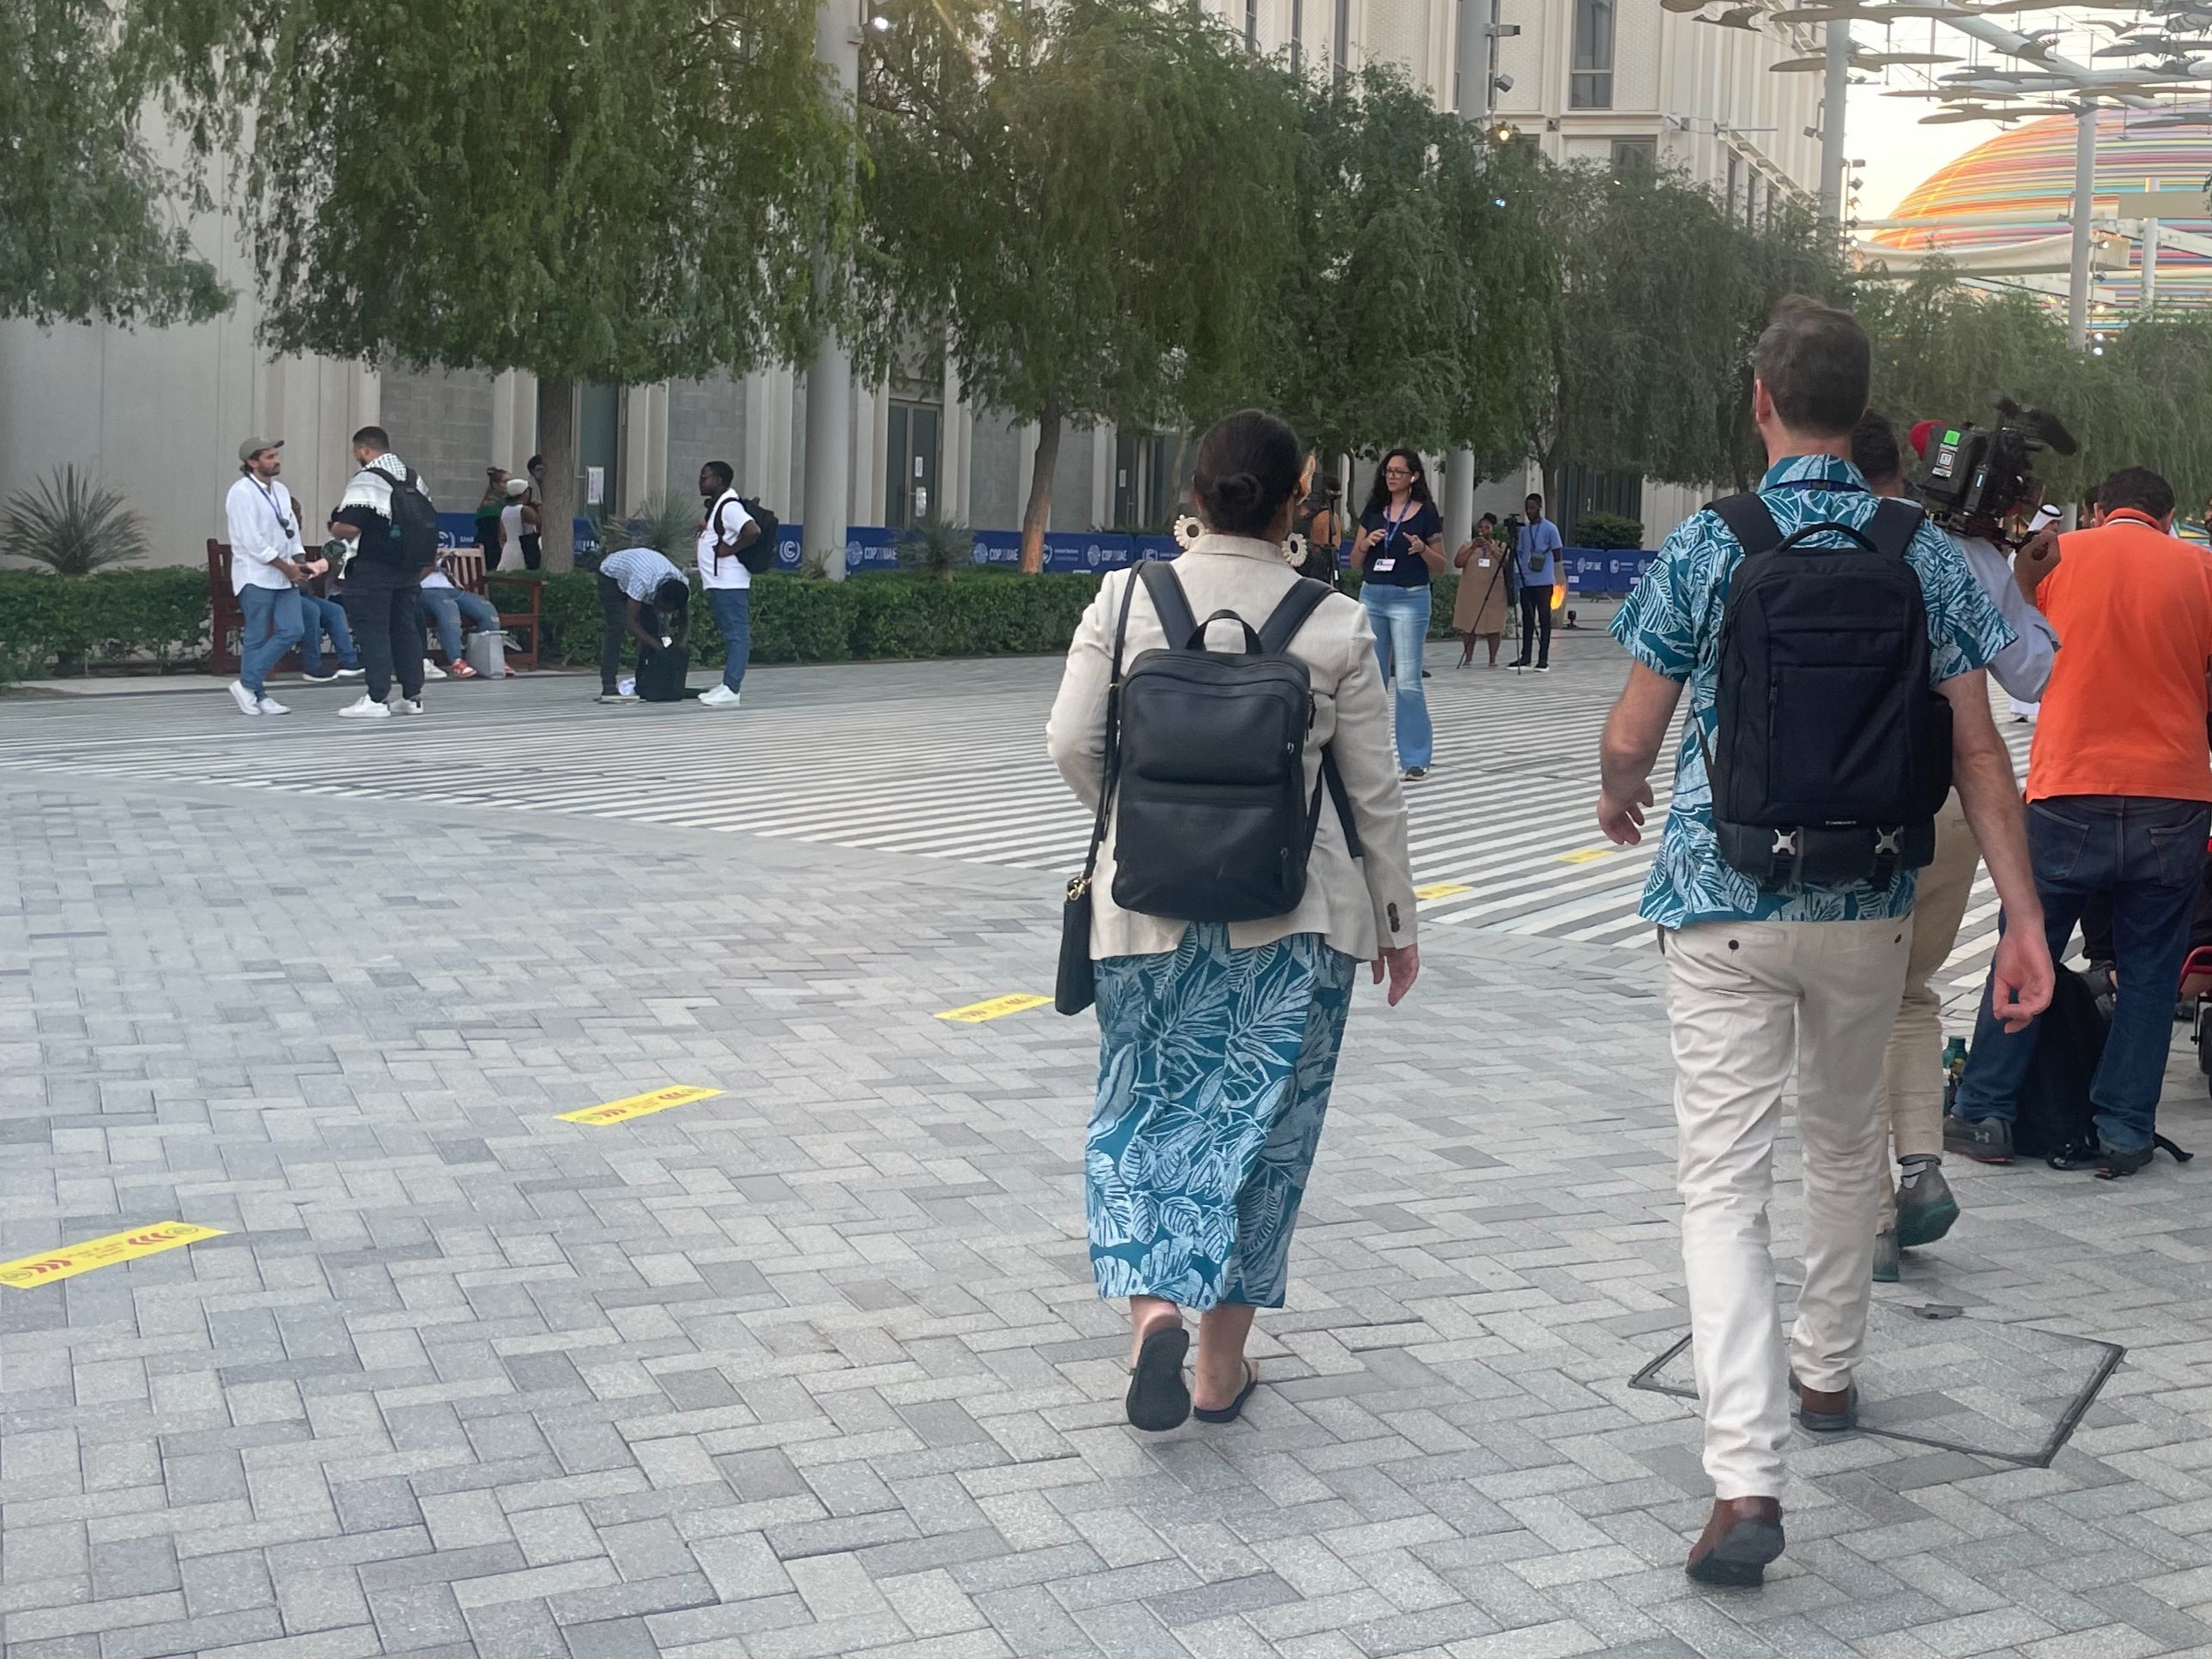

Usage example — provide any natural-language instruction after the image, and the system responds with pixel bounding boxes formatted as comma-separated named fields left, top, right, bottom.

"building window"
left=578, top=382, right=622, bottom=513
left=1609, top=138, right=1654, bottom=176
left=1570, top=0, right=1614, bottom=108
left=1554, top=462, right=1643, bottom=539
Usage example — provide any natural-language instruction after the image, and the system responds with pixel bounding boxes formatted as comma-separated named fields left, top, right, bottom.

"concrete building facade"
left=0, top=0, right=1825, bottom=567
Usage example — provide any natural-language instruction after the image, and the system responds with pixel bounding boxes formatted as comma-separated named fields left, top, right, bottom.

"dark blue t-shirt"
left=1358, top=502, right=1443, bottom=588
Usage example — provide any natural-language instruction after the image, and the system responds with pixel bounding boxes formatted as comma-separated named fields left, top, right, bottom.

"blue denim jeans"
left=298, top=595, right=358, bottom=675
left=707, top=587, right=751, bottom=694
left=1954, top=794, right=2211, bottom=1152
left=1359, top=583, right=1433, bottom=770
left=237, top=585, right=305, bottom=696
left=420, top=587, right=500, bottom=663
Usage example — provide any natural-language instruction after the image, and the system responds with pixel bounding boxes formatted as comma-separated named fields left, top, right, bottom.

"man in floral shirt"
left=1594, top=298, right=2053, bottom=1587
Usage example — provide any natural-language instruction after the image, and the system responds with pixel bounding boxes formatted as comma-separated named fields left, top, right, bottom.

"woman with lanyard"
left=1353, top=450, right=1445, bottom=778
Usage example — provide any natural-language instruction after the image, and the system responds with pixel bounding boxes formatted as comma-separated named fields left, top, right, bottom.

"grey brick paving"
left=4, top=651, right=2212, bottom=1657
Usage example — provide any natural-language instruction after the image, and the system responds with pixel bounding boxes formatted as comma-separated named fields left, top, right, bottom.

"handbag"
left=1056, top=571, right=1141, bottom=1015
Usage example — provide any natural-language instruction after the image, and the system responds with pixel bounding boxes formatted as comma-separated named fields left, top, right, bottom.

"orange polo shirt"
left=2027, top=508, right=2212, bottom=804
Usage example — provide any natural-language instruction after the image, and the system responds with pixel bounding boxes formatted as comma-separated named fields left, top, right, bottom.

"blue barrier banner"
left=971, top=530, right=1023, bottom=567
left=1040, top=533, right=1133, bottom=573
left=1130, top=534, right=1180, bottom=563
left=846, top=526, right=900, bottom=570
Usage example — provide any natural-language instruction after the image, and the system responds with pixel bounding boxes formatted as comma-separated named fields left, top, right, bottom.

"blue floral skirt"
left=1086, top=923, right=1357, bottom=1311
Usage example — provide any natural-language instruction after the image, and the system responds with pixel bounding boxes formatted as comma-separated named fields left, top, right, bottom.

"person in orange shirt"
left=1947, top=467, right=2212, bottom=1176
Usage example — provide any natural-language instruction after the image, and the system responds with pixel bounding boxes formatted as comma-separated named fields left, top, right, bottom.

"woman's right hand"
left=1372, top=944, right=1419, bottom=1006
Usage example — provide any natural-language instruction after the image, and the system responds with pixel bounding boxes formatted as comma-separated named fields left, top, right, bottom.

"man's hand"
left=1988, top=923, right=2055, bottom=1033
left=1597, top=779, right=1654, bottom=845
left=275, top=557, right=301, bottom=581
left=1371, top=943, right=1419, bottom=1005
left=2013, top=526, right=2060, bottom=599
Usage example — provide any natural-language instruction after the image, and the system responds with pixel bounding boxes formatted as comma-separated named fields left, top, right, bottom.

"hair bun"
left=1215, top=472, right=1263, bottom=511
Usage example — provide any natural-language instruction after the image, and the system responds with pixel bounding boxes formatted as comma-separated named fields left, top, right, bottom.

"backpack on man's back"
left=354, top=463, right=439, bottom=575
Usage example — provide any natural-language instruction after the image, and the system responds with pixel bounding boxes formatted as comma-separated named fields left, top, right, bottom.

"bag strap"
left=1706, top=493, right=1784, bottom=555
left=1865, top=498, right=1924, bottom=560
left=1074, top=572, right=1143, bottom=897
left=1257, top=575, right=1332, bottom=654
left=1137, top=560, right=1198, bottom=651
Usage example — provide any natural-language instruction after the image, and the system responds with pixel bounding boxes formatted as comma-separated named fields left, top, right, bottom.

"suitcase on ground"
left=636, top=645, right=692, bottom=702
left=464, top=630, right=508, bottom=679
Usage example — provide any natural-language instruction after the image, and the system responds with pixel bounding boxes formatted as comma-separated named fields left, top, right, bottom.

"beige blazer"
left=1045, top=534, right=1419, bottom=961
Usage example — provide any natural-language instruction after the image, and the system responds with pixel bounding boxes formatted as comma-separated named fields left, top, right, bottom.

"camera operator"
left=1851, top=413, right=2058, bottom=1279
left=1946, top=464, right=2212, bottom=1178
left=1595, top=298, right=2049, bottom=1588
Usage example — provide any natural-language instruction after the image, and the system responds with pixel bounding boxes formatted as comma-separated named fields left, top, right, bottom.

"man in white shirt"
left=695, top=462, right=761, bottom=710
left=223, top=438, right=313, bottom=716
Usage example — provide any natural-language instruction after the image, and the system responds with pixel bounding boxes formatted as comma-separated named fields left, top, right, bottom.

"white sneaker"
left=391, top=695, right=424, bottom=716
left=227, top=681, right=262, bottom=716
left=421, top=660, right=447, bottom=681
left=335, top=667, right=365, bottom=681
left=337, top=694, right=391, bottom=720
left=698, top=684, right=742, bottom=709
left=257, top=696, right=291, bottom=715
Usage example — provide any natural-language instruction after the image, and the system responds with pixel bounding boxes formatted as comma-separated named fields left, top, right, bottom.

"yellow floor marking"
left=0, top=1222, right=225, bottom=1289
left=559, top=1085, right=724, bottom=1126
left=1557, top=847, right=1614, bottom=864
left=1414, top=883, right=1472, bottom=900
left=936, top=993, right=1053, bottom=1023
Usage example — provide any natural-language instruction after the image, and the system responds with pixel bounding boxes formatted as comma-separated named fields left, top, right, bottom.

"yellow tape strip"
left=1414, top=882, right=1472, bottom=900
left=1557, top=848, right=1614, bottom=864
left=936, top=993, right=1052, bottom=1024
left=0, top=1222, right=225, bottom=1289
left=559, top=1085, right=723, bottom=1126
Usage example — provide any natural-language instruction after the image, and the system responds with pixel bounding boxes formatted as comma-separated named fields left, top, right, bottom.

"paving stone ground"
left=5, top=648, right=2212, bottom=1659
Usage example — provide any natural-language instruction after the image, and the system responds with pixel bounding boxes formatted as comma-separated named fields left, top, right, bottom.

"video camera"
left=1914, top=397, right=2077, bottom=544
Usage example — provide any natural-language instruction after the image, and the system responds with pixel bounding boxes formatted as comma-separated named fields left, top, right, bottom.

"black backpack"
left=1109, top=562, right=1359, bottom=923
left=350, top=463, right=439, bottom=574
left=1700, top=494, right=1952, bottom=888
left=716, top=496, right=779, bottom=575
left=2015, top=968, right=2192, bottom=1168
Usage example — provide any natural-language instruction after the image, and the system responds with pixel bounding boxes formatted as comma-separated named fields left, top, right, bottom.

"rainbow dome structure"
left=1867, top=108, right=2212, bottom=308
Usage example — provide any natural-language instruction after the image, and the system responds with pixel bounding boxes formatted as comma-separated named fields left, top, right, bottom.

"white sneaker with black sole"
left=390, top=695, right=425, bottom=715
left=256, top=696, right=291, bottom=715
left=300, top=670, right=338, bottom=684
left=421, top=661, right=447, bottom=681
left=337, top=694, right=390, bottom=720
left=227, top=681, right=262, bottom=716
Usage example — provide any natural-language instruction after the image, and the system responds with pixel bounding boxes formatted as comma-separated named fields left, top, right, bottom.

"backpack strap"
left=1865, top=498, right=1924, bottom=559
left=1706, top=493, right=1785, bottom=556
left=1137, top=560, right=1199, bottom=651
left=1256, top=576, right=1332, bottom=655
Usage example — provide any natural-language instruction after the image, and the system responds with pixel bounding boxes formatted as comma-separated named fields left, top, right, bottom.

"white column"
left=801, top=0, right=860, bottom=575
left=1444, top=450, right=1476, bottom=542
left=1091, top=425, right=1113, bottom=529
left=1819, top=21, right=1848, bottom=224
left=2070, top=100, right=2097, bottom=349
left=623, top=384, right=666, bottom=510
left=941, top=351, right=970, bottom=524
left=2141, top=217, right=2161, bottom=315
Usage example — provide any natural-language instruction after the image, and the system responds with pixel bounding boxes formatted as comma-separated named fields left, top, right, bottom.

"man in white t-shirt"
left=223, top=438, right=314, bottom=717
left=695, top=461, right=761, bottom=710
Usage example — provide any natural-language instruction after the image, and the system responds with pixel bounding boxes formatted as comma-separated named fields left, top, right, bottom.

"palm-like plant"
left=592, top=494, right=700, bottom=563
left=1, top=467, right=148, bottom=575
left=896, top=514, right=971, bottom=581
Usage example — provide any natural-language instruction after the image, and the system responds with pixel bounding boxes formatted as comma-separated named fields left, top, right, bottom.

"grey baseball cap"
left=238, top=437, right=283, bottom=463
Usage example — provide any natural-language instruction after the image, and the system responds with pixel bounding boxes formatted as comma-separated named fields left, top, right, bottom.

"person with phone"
left=1353, top=449, right=1445, bottom=778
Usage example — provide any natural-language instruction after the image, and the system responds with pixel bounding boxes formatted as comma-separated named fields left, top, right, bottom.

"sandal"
left=1124, top=1324, right=1190, bottom=1432
left=450, top=661, right=479, bottom=679
left=1192, top=1363, right=1259, bottom=1424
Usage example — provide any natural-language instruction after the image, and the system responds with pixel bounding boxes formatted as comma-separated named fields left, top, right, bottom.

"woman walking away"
left=1046, top=409, right=1421, bottom=1434
left=1353, top=450, right=1446, bottom=778
left=1290, top=454, right=1342, bottom=585
left=1453, top=513, right=1512, bottom=667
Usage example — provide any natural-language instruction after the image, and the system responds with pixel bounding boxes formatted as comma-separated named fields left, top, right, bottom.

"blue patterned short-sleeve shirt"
left=1610, top=454, right=2015, bottom=929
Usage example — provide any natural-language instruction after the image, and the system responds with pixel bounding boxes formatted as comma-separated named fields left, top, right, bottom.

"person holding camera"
left=1353, top=450, right=1445, bottom=778
left=1512, top=493, right=1563, bottom=670
left=1596, top=298, right=2050, bottom=1588
left=1852, top=412, right=2058, bottom=1278
left=1947, top=464, right=2212, bottom=1178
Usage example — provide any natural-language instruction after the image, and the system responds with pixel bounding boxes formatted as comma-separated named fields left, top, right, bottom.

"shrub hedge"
left=0, top=564, right=1471, bottom=680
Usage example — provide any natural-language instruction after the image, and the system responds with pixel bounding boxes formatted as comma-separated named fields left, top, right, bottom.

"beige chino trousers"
left=1663, top=915, right=1912, bottom=1499
left=1876, top=792, right=1979, bottom=1227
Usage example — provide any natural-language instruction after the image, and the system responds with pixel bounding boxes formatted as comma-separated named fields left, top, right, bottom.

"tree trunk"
left=1019, top=399, right=1063, bottom=574
left=536, top=376, right=577, bottom=573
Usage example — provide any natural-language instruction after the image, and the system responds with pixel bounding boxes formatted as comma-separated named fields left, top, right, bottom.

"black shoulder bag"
left=1056, top=572, right=1141, bottom=1015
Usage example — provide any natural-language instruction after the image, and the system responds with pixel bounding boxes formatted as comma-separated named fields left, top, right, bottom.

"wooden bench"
left=206, top=542, right=541, bottom=675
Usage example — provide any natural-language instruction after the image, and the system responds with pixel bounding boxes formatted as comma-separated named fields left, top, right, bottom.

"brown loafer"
left=1685, top=1495, right=1785, bottom=1587
left=1790, top=1375, right=1859, bottom=1433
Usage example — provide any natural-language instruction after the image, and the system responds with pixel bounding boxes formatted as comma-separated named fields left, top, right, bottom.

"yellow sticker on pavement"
left=936, top=994, right=1052, bottom=1023
left=1557, top=847, right=1614, bottom=864
left=1414, top=883, right=1472, bottom=900
left=0, top=1222, right=225, bottom=1289
left=559, top=1085, right=724, bottom=1126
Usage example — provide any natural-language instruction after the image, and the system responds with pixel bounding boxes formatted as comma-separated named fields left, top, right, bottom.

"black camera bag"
left=1109, top=561, right=1359, bottom=923
left=1700, top=494, right=1950, bottom=890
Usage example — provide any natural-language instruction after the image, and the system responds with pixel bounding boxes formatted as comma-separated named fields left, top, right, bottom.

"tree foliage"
left=0, top=0, right=227, bottom=325
left=184, top=0, right=851, bottom=567
left=859, top=0, right=1299, bottom=569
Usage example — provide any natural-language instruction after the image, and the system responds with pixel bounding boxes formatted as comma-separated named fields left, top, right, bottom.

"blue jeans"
left=1955, top=794, right=2211, bottom=1152
left=707, top=587, right=751, bottom=694
left=237, top=585, right=305, bottom=696
left=420, top=587, right=500, bottom=663
left=299, top=595, right=358, bottom=675
left=1360, top=583, right=1433, bottom=770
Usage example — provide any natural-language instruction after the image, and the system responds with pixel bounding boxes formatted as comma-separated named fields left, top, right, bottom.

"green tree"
left=0, top=0, right=226, bottom=325
left=858, top=0, right=1299, bottom=572
left=188, top=0, right=852, bottom=570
